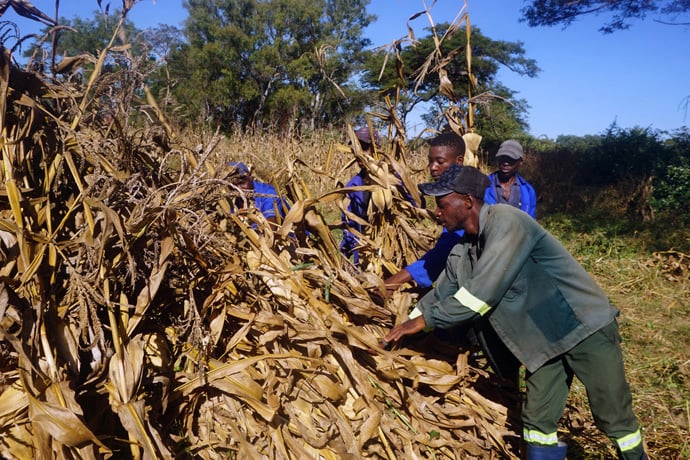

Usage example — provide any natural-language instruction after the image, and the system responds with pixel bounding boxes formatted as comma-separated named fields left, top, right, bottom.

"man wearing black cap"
left=383, top=165, right=646, bottom=460
left=484, top=139, right=537, bottom=218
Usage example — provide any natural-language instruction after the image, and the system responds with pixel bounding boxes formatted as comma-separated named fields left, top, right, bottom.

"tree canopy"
left=167, top=0, right=375, bottom=133
left=521, top=0, right=690, bottom=33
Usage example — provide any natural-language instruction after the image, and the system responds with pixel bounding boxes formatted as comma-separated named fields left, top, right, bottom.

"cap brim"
left=418, top=182, right=454, bottom=197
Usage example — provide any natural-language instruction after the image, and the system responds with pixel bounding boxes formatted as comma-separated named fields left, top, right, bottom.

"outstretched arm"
left=383, top=268, right=413, bottom=296
left=384, top=315, right=427, bottom=344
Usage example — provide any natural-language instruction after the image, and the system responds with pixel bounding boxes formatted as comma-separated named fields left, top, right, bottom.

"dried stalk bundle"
left=0, top=17, right=518, bottom=460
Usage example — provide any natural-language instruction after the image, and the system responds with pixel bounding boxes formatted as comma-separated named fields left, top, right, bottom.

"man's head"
left=419, top=165, right=489, bottom=235
left=428, top=132, right=466, bottom=180
left=229, top=162, right=254, bottom=191
left=495, top=139, right=523, bottom=182
left=354, top=126, right=379, bottom=153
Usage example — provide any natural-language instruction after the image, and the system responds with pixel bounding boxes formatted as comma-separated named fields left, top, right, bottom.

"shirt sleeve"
left=525, top=183, right=537, bottom=219
left=413, top=244, right=479, bottom=330
left=459, top=209, right=536, bottom=312
left=405, top=228, right=465, bottom=288
left=483, top=174, right=498, bottom=205
left=416, top=208, right=537, bottom=330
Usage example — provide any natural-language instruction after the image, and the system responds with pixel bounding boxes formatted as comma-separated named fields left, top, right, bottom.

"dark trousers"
left=522, top=320, right=645, bottom=459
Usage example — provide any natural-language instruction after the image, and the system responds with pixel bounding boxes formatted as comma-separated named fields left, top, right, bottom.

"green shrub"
left=652, top=163, right=690, bottom=214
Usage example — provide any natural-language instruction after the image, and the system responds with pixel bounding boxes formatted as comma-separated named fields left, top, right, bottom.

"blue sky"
left=8, top=0, right=689, bottom=139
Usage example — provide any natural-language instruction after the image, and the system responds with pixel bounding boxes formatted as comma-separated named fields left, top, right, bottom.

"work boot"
left=526, top=441, right=567, bottom=460
left=618, top=449, right=648, bottom=460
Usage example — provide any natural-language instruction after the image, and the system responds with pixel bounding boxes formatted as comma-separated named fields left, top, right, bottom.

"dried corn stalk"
left=0, top=4, right=519, bottom=460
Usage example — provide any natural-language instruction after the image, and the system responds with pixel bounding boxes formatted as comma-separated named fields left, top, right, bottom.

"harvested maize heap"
left=0, top=39, right=518, bottom=459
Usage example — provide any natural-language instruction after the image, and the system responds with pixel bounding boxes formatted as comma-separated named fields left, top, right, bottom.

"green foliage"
left=575, top=124, right=668, bottom=185
left=653, top=128, right=690, bottom=214
left=520, top=0, right=690, bottom=33
left=652, top=163, right=690, bottom=213
left=168, top=0, right=375, bottom=132
left=521, top=126, right=690, bottom=235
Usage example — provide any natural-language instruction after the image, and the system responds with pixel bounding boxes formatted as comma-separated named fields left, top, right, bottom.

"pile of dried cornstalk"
left=0, top=18, right=518, bottom=459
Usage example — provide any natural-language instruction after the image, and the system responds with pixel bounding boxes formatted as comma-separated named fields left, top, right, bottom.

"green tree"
left=169, top=0, right=374, bottom=132
left=577, top=125, right=670, bottom=185
left=521, top=0, right=690, bottom=33
left=362, top=23, right=539, bottom=142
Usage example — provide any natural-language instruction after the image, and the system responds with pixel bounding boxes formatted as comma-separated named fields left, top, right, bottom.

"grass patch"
left=543, top=214, right=690, bottom=458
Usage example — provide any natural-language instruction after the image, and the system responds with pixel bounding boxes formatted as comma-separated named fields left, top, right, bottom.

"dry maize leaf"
left=207, top=302, right=227, bottom=348
left=356, top=406, right=382, bottom=449
left=0, top=382, right=28, bottom=427
left=319, top=402, right=359, bottom=457
left=128, top=234, right=173, bottom=335
left=115, top=399, right=173, bottom=460
left=285, top=398, right=332, bottom=448
left=108, top=337, right=145, bottom=405
left=223, top=412, right=267, bottom=459
left=462, top=387, right=508, bottom=422
left=177, top=358, right=285, bottom=422
left=222, top=312, right=255, bottom=354
left=325, top=280, right=390, bottom=320
left=340, top=390, right=366, bottom=420
left=52, top=317, right=81, bottom=378
left=307, top=372, right=347, bottom=402
left=304, top=207, right=341, bottom=263
left=27, top=391, right=106, bottom=449
left=0, top=423, right=33, bottom=460
left=409, top=356, right=462, bottom=392
left=279, top=423, right=318, bottom=460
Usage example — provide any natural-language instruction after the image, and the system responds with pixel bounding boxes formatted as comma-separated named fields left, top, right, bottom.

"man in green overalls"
left=384, top=165, right=646, bottom=459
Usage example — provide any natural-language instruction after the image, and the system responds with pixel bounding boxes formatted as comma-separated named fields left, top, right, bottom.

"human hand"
left=383, top=315, right=427, bottom=345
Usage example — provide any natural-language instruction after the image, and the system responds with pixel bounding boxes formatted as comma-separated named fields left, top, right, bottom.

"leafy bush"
left=652, top=163, right=690, bottom=213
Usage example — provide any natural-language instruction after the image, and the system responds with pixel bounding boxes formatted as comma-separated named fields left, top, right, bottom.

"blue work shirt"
left=405, top=228, right=465, bottom=288
left=340, top=171, right=369, bottom=264
left=484, top=172, right=537, bottom=219
left=252, top=181, right=286, bottom=220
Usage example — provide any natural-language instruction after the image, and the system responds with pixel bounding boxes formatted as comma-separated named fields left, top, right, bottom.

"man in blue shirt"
left=484, top=139, right=537, bottom=219
left=340, top=127, right=380, bottom=264
left=383, top=132, right=466, bottom=295
left=229, top=162, right=285, bottom=226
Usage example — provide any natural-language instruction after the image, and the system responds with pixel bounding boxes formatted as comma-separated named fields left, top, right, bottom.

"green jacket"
left=415, top=204, right=618, bottom=373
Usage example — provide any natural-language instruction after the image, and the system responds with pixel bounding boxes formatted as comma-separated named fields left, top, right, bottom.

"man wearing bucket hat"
left=484, top=139, right=537, bottom=218
left=383, top=165, right=646, bottom=460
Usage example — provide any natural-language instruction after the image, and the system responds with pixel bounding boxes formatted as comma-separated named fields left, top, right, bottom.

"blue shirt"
left=405, top=228, right=465, bottom=288
left=252, top=181, right=286, bottom=220
left=340, top=170, right=368, bottom=264
left=340, top=170, right=420, bottom=264
left=484, top=172, right=537, bottom=219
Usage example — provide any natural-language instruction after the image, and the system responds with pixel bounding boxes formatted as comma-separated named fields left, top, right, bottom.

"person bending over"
left=384, top=165, right=647, bottom=460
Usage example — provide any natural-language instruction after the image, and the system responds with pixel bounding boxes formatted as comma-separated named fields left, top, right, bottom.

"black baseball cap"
left=418, top=165, right=489, bottom=198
